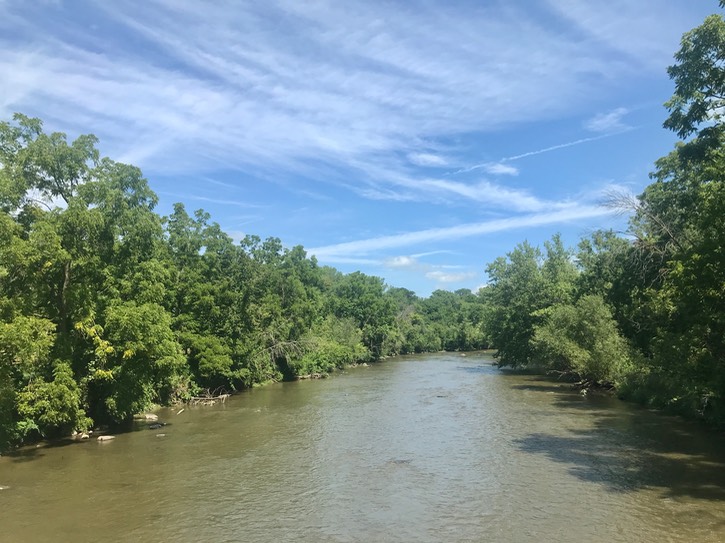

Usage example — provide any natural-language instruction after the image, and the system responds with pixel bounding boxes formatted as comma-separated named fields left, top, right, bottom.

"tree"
left=89, top=302, right=188, bottom=422
left=664, top=14, right=725, bottom=142
left=483, top=241, right=545, bottom=367
left=530, top=295, right=633, bottom=386
left=328, top=271, right=396, bottom=357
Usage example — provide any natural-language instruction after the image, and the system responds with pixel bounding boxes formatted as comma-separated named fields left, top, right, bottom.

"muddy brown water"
left=1, top=352, right=724, bottom=542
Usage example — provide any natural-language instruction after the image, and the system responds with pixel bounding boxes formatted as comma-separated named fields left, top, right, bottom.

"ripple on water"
left=1, top=353, right=725, bottom=542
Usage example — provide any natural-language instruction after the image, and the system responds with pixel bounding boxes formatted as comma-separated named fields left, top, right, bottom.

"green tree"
left=530, top=295, right=633, bottom=386
left=664, top=14, right=725, bottom=142
left=89, top=302, right=188, bottom=422
left=329, top=271, right=396, bottom=358
left=483, top=241, right=544, bottom=367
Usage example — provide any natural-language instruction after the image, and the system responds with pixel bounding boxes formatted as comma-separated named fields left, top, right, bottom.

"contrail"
left=454, top=128, right=633, bottom=174
left=502, top=133, right=615, bottom=161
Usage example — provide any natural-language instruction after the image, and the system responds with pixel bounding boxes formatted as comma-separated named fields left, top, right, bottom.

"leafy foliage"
left=0, top=113, right=492, bottom=450
left=530, top=296, right=633, bottom=385
left=480, top=8, right=725, bottom=425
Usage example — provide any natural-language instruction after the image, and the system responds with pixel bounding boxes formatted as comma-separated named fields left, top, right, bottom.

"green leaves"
left=0, top=316, right=56, bottom=379
left=99, top=302, right=188, bottom=420
left=16, top=362, right=90, bottom=439
left=484, top=240, right=550, bottom=368
left=665, top=15, right=725, bottom=140
left=530, top=296, right=633, bottom=385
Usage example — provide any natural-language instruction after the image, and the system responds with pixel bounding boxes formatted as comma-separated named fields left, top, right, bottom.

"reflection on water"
left=1, top=352, right=724, bottom=542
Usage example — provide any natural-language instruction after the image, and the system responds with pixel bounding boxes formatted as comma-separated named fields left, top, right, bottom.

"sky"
left=0, top=0, right=719, bottom=296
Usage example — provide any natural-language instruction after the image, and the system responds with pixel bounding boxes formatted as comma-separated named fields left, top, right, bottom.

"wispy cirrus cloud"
left=0, top=0, right=681, bottom=186
left=310, top=204, right=610, bottom=259
left=545, top=0, right=689, bottom=70
left=413, top=178, right=563, bottom=212
left=157, top=192, right=266, bottom=208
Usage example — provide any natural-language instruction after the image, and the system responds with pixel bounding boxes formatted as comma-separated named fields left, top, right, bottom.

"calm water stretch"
left=1, top=352, right=725, bottom=542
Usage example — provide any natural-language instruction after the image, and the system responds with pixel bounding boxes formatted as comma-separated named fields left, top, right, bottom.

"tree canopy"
left=0, top=116, right=489, bottom=450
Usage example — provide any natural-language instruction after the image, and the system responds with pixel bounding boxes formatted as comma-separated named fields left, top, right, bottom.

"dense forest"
left=0, top=113, right=488, bottom=449
left=1, top=10, right=724, bottom=451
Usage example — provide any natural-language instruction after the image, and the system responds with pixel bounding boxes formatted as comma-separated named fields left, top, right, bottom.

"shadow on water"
left=4, top=438, right=80, bottom=463
left=3, top=420, right=174, bottom=463
left=515, top=387, right=725, bottom=501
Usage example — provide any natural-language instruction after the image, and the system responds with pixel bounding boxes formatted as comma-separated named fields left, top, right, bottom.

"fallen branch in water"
left=188, top=388, right=232, bottom=406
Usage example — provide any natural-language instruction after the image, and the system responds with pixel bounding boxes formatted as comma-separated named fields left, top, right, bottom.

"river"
left=1, top=352, right=724, bottom=542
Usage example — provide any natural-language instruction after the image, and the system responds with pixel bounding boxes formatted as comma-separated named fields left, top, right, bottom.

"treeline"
left=0, top=116, right=487, bottom=449
left=482, top=13, right=725, bottom=424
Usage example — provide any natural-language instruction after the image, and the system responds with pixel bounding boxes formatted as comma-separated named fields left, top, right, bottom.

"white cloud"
left=584, top=107, right=630, bottom=133
left=483, top=162, right=519, bottom=176
left=385, top=255, right=419, bottom=268
left=157, top=192, right=266, bottom=208
left=309, top=255, right=382, bottom=266
left=411, top=250, right=457, bottom=258
left=545, top=0, right=696, bottom=70
left=413, top=178, right=562, bottom=212
left=426, top=270, right=477, bottom=283
left=0, top=0, right=680, bottom=183
left=384, top=253, right=474, bottom=284
left=407, top=152, right=448, bottom=167
left=310, top=204, right=611, bottom=258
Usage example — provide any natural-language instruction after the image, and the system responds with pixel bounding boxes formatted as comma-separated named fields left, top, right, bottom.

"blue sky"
left=0, top=1, right=718, bottom=295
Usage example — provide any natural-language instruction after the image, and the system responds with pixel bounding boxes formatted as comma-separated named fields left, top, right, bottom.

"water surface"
left=1, top=352, right=724, bottom=542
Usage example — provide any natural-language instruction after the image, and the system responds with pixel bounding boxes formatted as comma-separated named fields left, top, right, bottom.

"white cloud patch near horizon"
left=384, top=254, right=476, bottom=286
left=425, top=270, right=477, bottom=283
left=385, top=255, right=419, bottom=268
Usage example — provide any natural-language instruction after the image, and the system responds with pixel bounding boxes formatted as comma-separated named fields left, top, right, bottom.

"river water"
left=1, top=352, right=724, bottom=542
